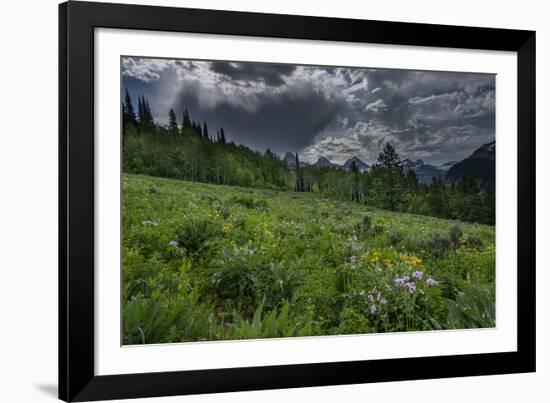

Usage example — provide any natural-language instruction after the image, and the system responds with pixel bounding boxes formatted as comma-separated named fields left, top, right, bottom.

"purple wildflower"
left=394, top=277, right=405, bottom=287
left=405, top=282, right=417, bottom=294
left=349, top=256, right=357, bottom=265
left=344, top=261, right=349, bottom=267
left=168, top=240, right=178, bottom=247
left=412, top=270, right=424, bottom=280
left=380, top=297, right=388, bottom=305
left=369, top=304, right=377, bottom=314
left=368, top=294, right=374, bottom=302
left=426, top=277, right=439, bottom=287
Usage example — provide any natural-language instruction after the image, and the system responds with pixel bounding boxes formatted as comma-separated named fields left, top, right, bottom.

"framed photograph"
left=59, top=1, right=535, bottom=401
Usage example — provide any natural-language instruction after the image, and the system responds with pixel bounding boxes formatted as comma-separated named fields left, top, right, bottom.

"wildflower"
left=168, top=240, right=178, bottom=247
left=370, top=304, right=377, bottom=314
left=394, top=277, right=405, bottom=287
left=405, top=282, right=417, bottom=294
left=412, top=270, right=424, bottom=280
left=142, top=220, right=158, bottom=226
left=368, top=294, right=374, bottom=302
left=380, top=297, right=388, bottom=305
left=426, top=277, right=439, bottom=287
left=344, top=261, right=349, bottom=267
left=349, top=256, right=357, bottom=265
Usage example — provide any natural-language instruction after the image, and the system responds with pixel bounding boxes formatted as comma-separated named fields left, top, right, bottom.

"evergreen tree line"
left=123, top=90, right=289, bottom=189
left=122, top=90, right=494, bottom=225
left=295, top=143, right=495, bottom=225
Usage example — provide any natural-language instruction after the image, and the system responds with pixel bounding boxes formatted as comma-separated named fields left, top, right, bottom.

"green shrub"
left=445, top=288, right=495, bottom=329
left=388, top=230, right=403, bottom=246
left=231, top=196, right=269, bottom=211
left=210, top=248, right=300, bottom=312
left=226, top=300, right=316, bottom=339
left=465, top=233, right=483, bottom=249
left=337, top=307, right=372, bottom=335
left=372, top=224, right=385, bottom=237
left=449, top=224, right=463, bottom=248
left=210, top=249, right=262, bottom=310
left=415, top=232, right=452, bottom=257
left=123, top=291, right=215, bottom=344
left=355, top=215, right=372, bottom=239
left=176, top=217, right=218, bottom=256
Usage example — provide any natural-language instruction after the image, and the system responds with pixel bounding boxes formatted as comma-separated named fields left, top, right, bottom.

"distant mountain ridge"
left=402, top=158, right=446, bottom=184
left=285, top=153, right=370, bottom=172
left=315, top=156, right=339, bottom=169
left=283, top=141, right=494, bottom=190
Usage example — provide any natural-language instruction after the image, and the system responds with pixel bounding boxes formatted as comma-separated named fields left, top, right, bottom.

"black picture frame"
left=59, top=1, right=536, bottom=401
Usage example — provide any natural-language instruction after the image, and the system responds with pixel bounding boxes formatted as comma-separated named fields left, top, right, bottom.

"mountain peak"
left=445, top=140, right=495, bottom=189
left=343, top=157, right=369, bottom=171
left=471, top=140, right=496, bottom=160
left=315, top=156, right=339, bottom=169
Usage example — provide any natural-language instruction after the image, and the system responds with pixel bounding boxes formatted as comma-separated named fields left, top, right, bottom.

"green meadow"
left=122, top=173, right=495, bottom=344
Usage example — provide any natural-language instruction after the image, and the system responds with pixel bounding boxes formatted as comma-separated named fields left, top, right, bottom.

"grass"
left=122, top=173, right=495, bottom=344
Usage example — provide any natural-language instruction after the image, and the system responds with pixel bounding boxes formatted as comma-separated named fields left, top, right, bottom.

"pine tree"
left=137, top=95, right=145, bottom=126
left=203, top=121, right=209, bottom=140
left=182, top=109, right=191, bottom=129
left=136, top=94, right=155, bottom=131
left=375, top=143, right=403, bottom=174
left=295, top=153, right=305, bottom=192
left=427, top=177, right=448, bottom=217
left=168, top=108, right=178, bottom=134
left=349, top=160, right=361, bottom=201
left=220, top=127, right=227, bottom=144
left=144, top=99, right=154, bottom=125
left=123, top=89, right=136, bottom=131
left=371, top=143, right=405, bottom=210
left=406, top=169, right=418, bottom=187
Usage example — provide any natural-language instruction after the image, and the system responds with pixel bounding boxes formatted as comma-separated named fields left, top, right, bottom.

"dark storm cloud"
left=122, top=57, right=495, bottom=165
left=171, top=81, right=344, bottom=154
left=209, top=62, right=296, bottom=86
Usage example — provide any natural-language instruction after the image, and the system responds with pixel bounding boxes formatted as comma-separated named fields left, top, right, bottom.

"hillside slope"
left=122, top=174, right=496, bottom=344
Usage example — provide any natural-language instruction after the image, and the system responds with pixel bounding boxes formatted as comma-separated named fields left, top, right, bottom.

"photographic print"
left=121, top=56, right=496, bottom=345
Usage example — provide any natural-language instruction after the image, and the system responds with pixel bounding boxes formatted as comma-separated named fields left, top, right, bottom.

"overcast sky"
left=122, top=56, right=495, bottom=165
